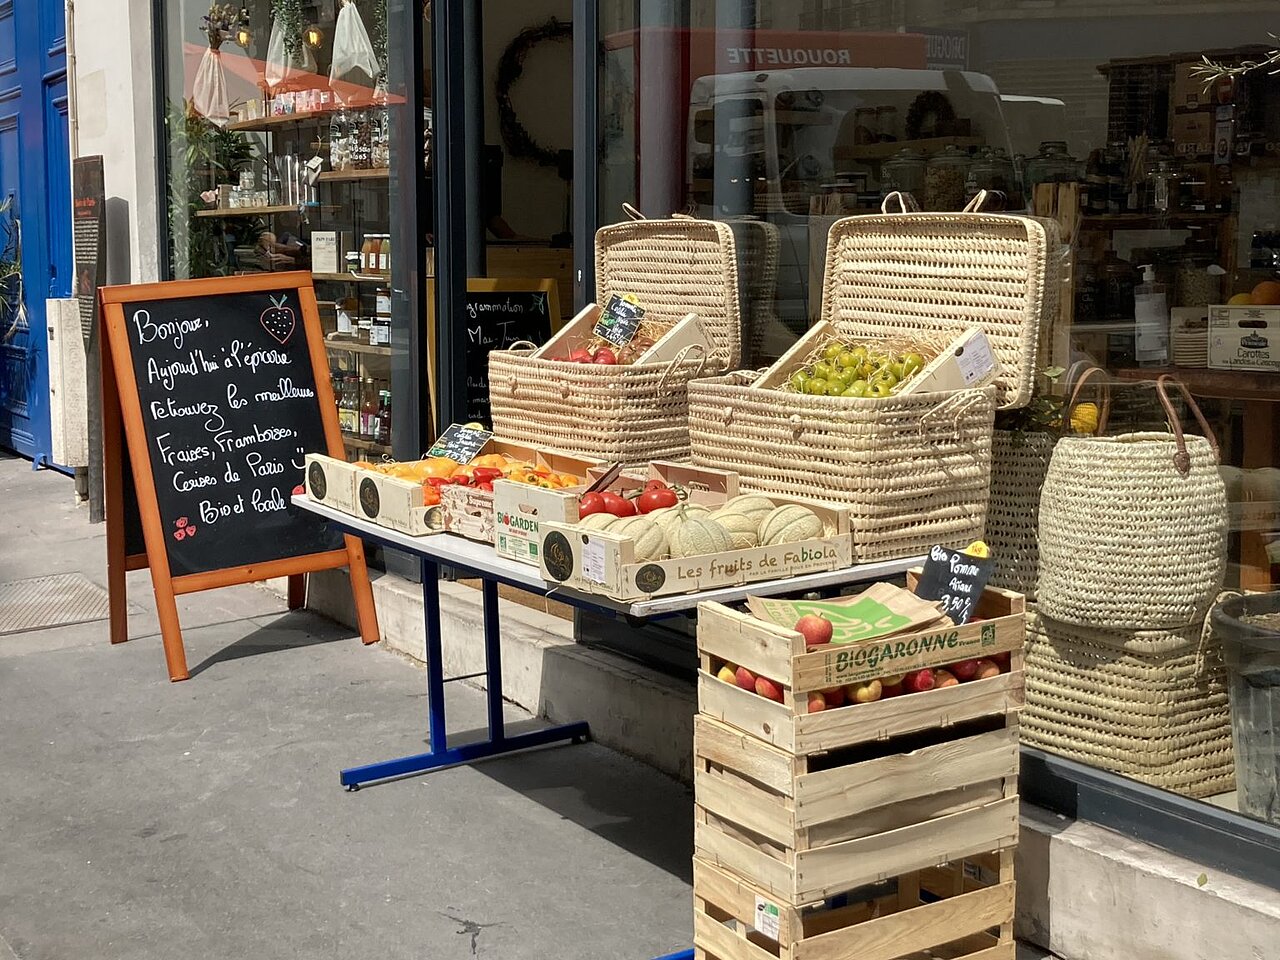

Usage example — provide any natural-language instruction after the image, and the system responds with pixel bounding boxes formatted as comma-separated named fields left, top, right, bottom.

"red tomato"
left=592, top=347, right=618, bottom=365
left=568, top=347, right=593, bottom=363
left=643, top=479, right=668, bottom=492
left=637, top=487, right=679, bottom=514
left=578, top=492, right=606, bottom=517
left=600, top=491, right=636, bottom=517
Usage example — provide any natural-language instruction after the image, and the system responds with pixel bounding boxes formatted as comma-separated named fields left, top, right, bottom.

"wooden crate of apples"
left=691, top=564, right=1024, bottom=960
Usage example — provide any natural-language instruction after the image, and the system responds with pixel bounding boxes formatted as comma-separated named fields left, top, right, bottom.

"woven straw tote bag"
left=1022, top=608, right=1234, bottom=800
left=986, top=363, right=1112, bottom=599
left=1038, top=373, right=1228, bottom=630
left=489, top=210, right=740, bottom=466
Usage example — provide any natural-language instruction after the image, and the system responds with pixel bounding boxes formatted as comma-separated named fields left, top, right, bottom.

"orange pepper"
left=473, top=454, right=510, bottom=469
left=421, top=486, right=441, bottom=506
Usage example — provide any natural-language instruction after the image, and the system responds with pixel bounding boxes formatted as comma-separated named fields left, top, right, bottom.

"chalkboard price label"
left=913, top=545, right=995, bottom=625
left=427, top=423, right=494, bottom=463
left=593, top=294, right=645, bottom=347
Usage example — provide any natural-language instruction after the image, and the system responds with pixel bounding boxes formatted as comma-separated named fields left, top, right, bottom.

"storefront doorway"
left=0, top=2, right=71, bottom=463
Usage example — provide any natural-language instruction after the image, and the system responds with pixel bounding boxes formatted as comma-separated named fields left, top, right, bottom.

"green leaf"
left=1197, top=873, right=1208, bottom=887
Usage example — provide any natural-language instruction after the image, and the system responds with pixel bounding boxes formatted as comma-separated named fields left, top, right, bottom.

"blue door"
left=0, top=0, right=70, bottom=463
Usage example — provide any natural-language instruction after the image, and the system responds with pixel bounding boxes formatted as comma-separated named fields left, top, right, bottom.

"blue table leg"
left=483, top=579, right=505, bottom=742
left=340, top=561, right=589, bottom=789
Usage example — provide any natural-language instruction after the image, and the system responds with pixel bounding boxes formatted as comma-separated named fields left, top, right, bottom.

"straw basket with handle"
left=1037, top=372, right=1228, bottom=630
left=1021, top=609, right=1234, bottom=799
left=688, top=191, right=1060, bottom=562
left=986, top=362, right=1112, bottom=599
left=488, top=208, right=740, bottom=467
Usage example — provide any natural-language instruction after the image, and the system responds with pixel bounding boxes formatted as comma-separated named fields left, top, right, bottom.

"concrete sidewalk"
left=0, top=456, right=693, bottom=960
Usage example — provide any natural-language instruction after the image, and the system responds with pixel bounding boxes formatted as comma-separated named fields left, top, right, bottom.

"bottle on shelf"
left=337, top=374, right=359, bottom=434
left=378, top=233, right=391, bottom=276
left=336, top=295, right=357, bottom=338
left=1134, top=264, right=1169, bottom=365
left=376, top=390, right=392, bottom=446
left=361, top=378, right=379, bottom=439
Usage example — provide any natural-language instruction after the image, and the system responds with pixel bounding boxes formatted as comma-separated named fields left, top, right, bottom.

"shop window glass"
left=158, top=0, right=417, bottom=462
left=599, top=1, right=1280, bottom=826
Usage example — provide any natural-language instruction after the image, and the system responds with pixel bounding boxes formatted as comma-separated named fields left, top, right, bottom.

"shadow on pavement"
left=187, top=610, right=353, bottom=677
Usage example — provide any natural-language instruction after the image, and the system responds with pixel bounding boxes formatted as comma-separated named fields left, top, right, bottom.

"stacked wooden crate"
left=693, top=577, right=1025, bottom=960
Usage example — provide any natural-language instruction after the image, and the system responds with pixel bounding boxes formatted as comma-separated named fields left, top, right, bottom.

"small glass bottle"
left=378, top=234, right=391, bottom=275
left=361, top=379, right=379, bottom=438
left=375, top=390, right=392, bottom=446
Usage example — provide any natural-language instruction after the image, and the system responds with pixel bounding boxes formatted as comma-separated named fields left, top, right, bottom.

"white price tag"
left=582, top=538, right=607, bottom=584
left=956, top=332, right=997, bottom=386
left=754, top=896, right=781, bottom=941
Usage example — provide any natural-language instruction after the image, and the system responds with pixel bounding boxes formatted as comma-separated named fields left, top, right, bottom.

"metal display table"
left=294, top=495, right=922, bottom=789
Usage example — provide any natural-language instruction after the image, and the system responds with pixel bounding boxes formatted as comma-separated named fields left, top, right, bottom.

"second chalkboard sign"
left=913, top=544, right=996, bottom=625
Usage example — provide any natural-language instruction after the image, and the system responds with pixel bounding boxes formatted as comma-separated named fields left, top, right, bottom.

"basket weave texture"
left=1037, top=432, right=1228, bottom=629
left=821, top=212, right=1060, bottom=409
left=489, top=217, right=741, bottom=465
left=688, top=377, right=996, bottom=561
left=1022, top=609, right=1235, bottom=800
left=986, top=429, right=1055, bottom=599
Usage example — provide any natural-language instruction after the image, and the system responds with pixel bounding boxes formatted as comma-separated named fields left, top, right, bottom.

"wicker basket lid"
left=819, top=204, right=1061, bottom=409
left=595, top=214, right=742, bottom=370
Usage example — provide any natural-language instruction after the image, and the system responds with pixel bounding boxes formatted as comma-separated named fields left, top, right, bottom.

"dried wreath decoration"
left=201, top=3, right=247, bottom=50
left=495, top=17, right=572, bottom=168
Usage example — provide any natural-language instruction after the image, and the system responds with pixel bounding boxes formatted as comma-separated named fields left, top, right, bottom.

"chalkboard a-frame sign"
left=100, top=272, right=378, bottom=681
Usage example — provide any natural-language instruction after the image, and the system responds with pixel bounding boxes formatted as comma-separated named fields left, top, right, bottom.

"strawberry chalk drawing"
left=173, top=517, right=197, bottom=542
left=177, top=517, right=189, bottom=529
left=260, top=295, right=296, bottom=345
left=174, top=529, right=186, bottom=541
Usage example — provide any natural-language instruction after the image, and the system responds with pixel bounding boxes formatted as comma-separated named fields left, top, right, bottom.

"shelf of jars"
left=195, top=204, right=318, bottom=218
left=225, top=110, right=335, bottom=133
left=312, top=271, right=390, bottom=283
left=317, top=168, right=390, bottom=182
left=324, top=338, right=394, bottom=357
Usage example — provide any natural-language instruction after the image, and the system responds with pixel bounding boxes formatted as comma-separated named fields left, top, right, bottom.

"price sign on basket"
left=913, top=544, right=995, bottom=625
left=427, top=423, right=494, bottom=463
left=593, top=294, right=645, bottom=347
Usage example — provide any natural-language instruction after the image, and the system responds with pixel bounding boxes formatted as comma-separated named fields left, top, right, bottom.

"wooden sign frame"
left=100, top=272, right=379, bottom=681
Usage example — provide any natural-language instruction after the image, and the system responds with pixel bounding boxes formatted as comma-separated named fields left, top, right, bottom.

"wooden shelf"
left=226, top=110, right=334, bottom=132
left=325, top=338, right=393, bottom=357
left=311, top=271, right=389, bottom=283
left=317, top=168, right=390, bottom=182
left=196, top=204, right=302, bottom=218
left=837, top=136, right=984, bottom=162
left=1112, top=365, right=1279, bottom=402
left=342, top=433, right=391, bottom=456
left=1079, top=212, right=1231, bottom=230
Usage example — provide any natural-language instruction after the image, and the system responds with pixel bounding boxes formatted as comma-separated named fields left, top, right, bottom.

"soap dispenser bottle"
left=1134, top=263, right=1169, bottom=365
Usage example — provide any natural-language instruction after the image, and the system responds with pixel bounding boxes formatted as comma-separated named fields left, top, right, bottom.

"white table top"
left=294, top=494, right=923, bottom=618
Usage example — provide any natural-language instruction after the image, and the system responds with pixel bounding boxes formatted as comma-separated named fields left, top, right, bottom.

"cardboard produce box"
left=1172, top=111, right=1213, bottom=157
left=495, top=460, right=735, bottom=566
left=304, top=453, right=360, bottom=515
left=1208, top=304, right=1280, bottom=373
left=539, top=490, right=851, bottom=602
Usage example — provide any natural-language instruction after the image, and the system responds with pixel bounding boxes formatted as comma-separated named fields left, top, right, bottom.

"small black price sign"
left=593, top=294, right=645, bottom=347
left=913, top=544, right=995, bottom=625
left=426, top=423, right=494, bottom=463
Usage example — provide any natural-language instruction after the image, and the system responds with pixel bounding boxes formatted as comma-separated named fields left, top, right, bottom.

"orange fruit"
left=1228, top=292, right=1255, bottom=306
left=1251, top=280, right=1280, bottom=305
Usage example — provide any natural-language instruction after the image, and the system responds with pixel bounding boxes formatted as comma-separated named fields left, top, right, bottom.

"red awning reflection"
left=181, top=42, right=406, bottom=113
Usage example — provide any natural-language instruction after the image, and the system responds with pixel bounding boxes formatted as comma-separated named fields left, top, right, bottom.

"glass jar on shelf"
left=1146, top=158, right=1182, bottom=215
left=350, top=110, right=374, bottom=169
left=880, top=148, right=925, bottom=199
left=329, top=107, right=352, bottom=172
left=1024, top=141, right=1080, bottom=193
left=966, top=146, right=1019, bottom=208
left=924, top=145, right=970, bottom=211
left=1174, top=250, right=1223, bottom=308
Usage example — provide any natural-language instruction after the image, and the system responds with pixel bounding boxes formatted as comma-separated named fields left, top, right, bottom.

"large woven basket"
left=489, top=215, right=740, bottom=466
left=1038, top=376, right=1228, bottom=630
left=689, top=197, right=1055, bottom=560
left=986, top=429, right=1055, bottom=599
left=689, top=376, right=996, bottom=561
left=817, top=198, right=1060, bottom=409
left=1022, top=609, right=1235, bottom=800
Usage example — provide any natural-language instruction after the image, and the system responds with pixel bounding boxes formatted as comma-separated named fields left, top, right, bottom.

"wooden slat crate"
left=693, top=855, right=1016, bottom=960
left=693, top=578, right=1025, bottom=908
left=695, top=578, right=1026, bottom=757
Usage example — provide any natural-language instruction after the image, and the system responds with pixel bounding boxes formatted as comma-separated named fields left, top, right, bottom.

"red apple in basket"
left=568, top=347, right=593, bottom=363
left=950, top=659, right=980, bottom=682
left=717, top=664, right=738, bottom=685
left=903, top=669, right=936, bottom=694
left=850, top=679, right=883, bottom=704
left=934, top=669, right=959, bottom=688
left=880, top=681, right=904, bottom=699
left=822, top=687, right=845, bottom=708
left=807, top=692, right=827, bottom=713
left=755, top=676, right=785, bottom=703
left=974, top=659, right=1001, bottom=681
left=795, top=614, right=833, bottom=647
left=735, top=666, right=757, bottom=691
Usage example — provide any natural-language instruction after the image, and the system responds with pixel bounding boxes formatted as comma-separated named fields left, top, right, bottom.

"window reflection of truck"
left=685, top=68, right=1013, bottom=339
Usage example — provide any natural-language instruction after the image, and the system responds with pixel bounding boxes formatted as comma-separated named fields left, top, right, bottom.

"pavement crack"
left=440, top=912, right=501, bottom=956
